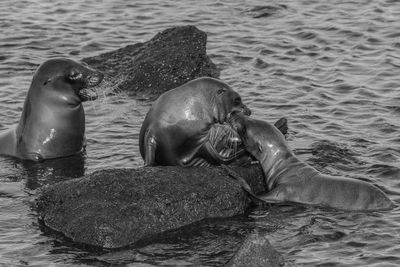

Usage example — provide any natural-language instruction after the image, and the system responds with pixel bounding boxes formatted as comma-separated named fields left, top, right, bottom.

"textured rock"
left=226, top=232, right=284, bottom=267
left=36, top=165, right=265, bottom=249
left=83, top=25, right=220, bottom=100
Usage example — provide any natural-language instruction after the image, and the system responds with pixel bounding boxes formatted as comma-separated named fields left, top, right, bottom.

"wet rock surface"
left=83, top=25, right=220, bottom=100
left=36, top=165, right=265, bottom=249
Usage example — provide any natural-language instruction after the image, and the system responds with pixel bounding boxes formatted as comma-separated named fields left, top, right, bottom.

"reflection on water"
left=0, top=0, right=400, bottom=266
left=21, top=155, right=86, bottom=190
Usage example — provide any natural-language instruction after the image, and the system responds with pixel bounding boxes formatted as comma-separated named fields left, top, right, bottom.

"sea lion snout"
left=230, top=103, right=251, bottom=117
left=67, top=61, right=104, bottom=88
left=242, top=105, right=251, bottom=116
left=86, top=71, right=104, bottom=87
left=226, top=106, right=251, bottom=125
left=74, top=67, right=104, bottom=102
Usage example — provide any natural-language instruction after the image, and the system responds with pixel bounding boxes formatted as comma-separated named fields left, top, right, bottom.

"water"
left=1, top=0, right=400, bottom=265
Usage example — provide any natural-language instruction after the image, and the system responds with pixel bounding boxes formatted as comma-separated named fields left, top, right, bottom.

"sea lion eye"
left=43, top=78, right=52, bottom=85
left=68, top=70, right=83, bottom=81
left=217, top=88, right=226, bottom=95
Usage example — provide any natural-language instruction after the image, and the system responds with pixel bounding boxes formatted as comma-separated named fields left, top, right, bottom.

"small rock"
left=226, top=232, right=284, bottom=267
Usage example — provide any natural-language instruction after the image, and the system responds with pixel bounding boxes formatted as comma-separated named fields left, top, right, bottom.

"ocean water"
left=0, top=0, right=400, bottom=266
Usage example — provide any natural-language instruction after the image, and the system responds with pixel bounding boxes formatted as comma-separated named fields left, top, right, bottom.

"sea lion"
left=139, top=77, right=287, bottom=167
left=0, top=58, right=103, bottom=162
left=229, top=113, right=394, bottom=211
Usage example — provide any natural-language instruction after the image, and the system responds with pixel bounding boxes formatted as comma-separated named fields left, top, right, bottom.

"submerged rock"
left=36, top=165, right=265, bottom=249
left=83, top=25, right=220, bottom=100
left=226, top=232, right=284, bottom=267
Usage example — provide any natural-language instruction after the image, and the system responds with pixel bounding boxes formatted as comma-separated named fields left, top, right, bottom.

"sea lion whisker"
left=89, top=98, right=99, bottom=116
left=101, top=89, right=108, bottom=105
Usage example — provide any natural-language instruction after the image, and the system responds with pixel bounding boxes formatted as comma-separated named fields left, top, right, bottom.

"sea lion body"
left=139, top=77, right=252, bottom=166
left=230, top=114, right=394, bottom=211
left=0, top=58, right=103, bottom=161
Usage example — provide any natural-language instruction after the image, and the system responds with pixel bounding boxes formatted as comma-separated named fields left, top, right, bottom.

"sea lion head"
left=211, top=81, right=251, bottom=123
left=228, top=113, right=287, bottom=162
left=31, top=58, right=104, bottom=107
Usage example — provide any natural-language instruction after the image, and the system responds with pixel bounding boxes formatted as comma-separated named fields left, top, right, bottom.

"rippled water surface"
left=1, top=0, right=399, bottom=266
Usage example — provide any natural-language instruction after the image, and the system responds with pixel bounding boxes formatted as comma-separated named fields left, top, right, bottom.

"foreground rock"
left=226, top=232, right=283, bottom=267
left=37, top=165, right=265, bottom=249
left=83, top=25, right=220, bottom=100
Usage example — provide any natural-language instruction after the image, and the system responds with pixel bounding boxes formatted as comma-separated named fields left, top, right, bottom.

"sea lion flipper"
left=144, top=131, right=157, bottom=166
left=201, top=141, right=245, bottom=164
left=222, top=165, right=286, bottom=204
left=82, top=136, right=87, bottom=148
left=199, top=124, right=246, bottom=164
left=255, top=191, right=285, bottom=203
left=274, top=117, right=288, bottom=136
left=26, top=152, right=44, bottom=162
left=221, top=165, right=267, bottom=204
left=181, top=157, right=211, bottom=167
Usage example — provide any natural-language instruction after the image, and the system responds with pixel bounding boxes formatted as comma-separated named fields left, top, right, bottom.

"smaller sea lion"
left=229, top=113, right=394, bottom=211
left=0, top=58, right=103, bottom=161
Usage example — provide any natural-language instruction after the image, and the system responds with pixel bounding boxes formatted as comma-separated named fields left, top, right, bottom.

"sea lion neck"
left=259, top=150, right=294, bottom=189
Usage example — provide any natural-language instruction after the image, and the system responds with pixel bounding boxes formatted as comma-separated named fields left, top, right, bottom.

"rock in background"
left=83, top=25, right=220, bottom=100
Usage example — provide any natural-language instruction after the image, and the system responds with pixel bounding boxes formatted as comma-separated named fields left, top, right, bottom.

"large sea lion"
left=139, top=77, right=287, bottom=167
left=0, top=58, right=103, bottom=162
left=229, top=113, right=394, bottom=211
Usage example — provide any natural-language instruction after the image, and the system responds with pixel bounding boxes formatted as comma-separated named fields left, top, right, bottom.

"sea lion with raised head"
left=229, top=113, right=394, bottom=211
left=0, top=58, right=103, bottom=162
left=139, top=77, right=287, bottom=167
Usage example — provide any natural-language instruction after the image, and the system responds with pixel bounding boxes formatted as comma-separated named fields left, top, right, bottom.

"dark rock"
left=36, top=165, right=265, bottom=249
left=83, top=25, right=220, bottom=100
left=226, top=232, right=284, bottom=267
